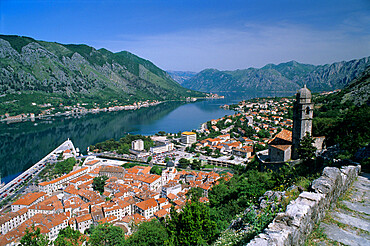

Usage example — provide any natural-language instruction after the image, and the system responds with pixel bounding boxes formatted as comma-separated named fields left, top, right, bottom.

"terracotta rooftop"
left=39, top=167, right=88, bottom=186
left=154, top=209, right=168, bottom=218
left=85, top=160, right=100, bottom=166
left=269, top=129, right=292, bottom=145
left=157, top=197, right=168, bottom=204
left=167, top=193, right=177, bottom=200
left=142, top=175, right=161, bottom=184
left=12, top=192, right=46, bottom=206
left=133, top=213, right=146, bottom=223
left=76, top=214, right=92, bottom=223
left=135, top=198, right=157, bottom=211
left=100, top=165, right=125, bottom=173
left=0, top=208, right=28, bottom=224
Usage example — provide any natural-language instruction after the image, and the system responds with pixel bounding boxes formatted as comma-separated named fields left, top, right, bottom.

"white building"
left=75, top=214, right=93, bottom=234
left=0, top=208, right=29, bottom=235
left=150, top=141, right=174, bottom=154
left=181, top=131, right=197, bottom=145
left=11, top=192, right=46, bottom=212
left=132, top=139, right=144, bottom=151
left=38, top=167, right=88, bottom=195
left=161, top=165, right=177, bottom=186
left=162, top=182, right=182, bottom=198
left=135, top=198, right=159, bottom=220
left=141, top=175, right=162, bottom=191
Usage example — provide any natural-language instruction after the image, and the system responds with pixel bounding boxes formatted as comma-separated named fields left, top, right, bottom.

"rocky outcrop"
left=247, top=164, right=361, bottom=246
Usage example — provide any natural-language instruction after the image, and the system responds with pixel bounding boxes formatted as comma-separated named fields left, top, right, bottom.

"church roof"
left=269, top=129, right=292, bottom=145
left=270, top=145, right=292, bottom=151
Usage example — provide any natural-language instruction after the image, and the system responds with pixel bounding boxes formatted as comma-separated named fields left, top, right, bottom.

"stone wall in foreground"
left=247, top=164, right=361, bottom=246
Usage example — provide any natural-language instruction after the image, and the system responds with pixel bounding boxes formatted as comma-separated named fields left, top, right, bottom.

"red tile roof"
left=135, top=198, right=157, bottom=211
left=12, top=192, right=46, bottom=206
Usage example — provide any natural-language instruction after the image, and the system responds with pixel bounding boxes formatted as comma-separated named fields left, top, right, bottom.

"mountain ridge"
left=179, top=57, right=370, bottom=93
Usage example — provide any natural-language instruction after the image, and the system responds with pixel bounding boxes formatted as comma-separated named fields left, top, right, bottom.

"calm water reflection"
left=0, top=92, right=291, bottom=182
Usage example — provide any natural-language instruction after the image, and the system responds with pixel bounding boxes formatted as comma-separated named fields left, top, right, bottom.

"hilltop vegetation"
left=180, top=58, right=370, bottom=93
left=0, top=35, right=205, bottom=115
left=313, top=67, right=370, bottom=162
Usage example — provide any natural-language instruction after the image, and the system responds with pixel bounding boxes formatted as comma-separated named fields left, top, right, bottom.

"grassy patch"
left=304, top=224, right=327, bottom=246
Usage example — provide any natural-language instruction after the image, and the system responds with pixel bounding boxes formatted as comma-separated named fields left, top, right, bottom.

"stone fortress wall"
left=247, top=164, right=361, bottom=246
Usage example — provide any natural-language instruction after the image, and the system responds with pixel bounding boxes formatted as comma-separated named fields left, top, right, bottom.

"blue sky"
left=1, top=0, right=369, bottom=71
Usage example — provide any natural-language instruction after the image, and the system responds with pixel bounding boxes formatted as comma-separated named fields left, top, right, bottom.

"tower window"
left=306, top=106, right=310, bottom=115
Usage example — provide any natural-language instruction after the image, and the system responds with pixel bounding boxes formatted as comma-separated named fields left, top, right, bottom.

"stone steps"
left=308, top=172, right=370, bottom=246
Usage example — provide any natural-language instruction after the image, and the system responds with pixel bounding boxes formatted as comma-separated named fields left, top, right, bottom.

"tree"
left=57, top=152, right=64, bottom=160
left=204, top=146, right=212, bottom=156
left=54, top=227, right=85, bottom=246
left=191, top=159, right=201, bottom=170
left=166, top=201, right=218, bottom=245
left=186, top=187, right=204, bottom=201
left=147, top=156, right=152, bottom=163
left=164, top=156, right=170, bottom=163
left=89, top=223, right=125, bottom=246
left=157, top=131, right=166, bottom=136
left=53, top=157, right=76, bottom=176
left=257, top=129, right=270, bottom=138
left=92, top=176, right=108, bottom=194
left=150, top=166, right=162, bottom=175
left=297, top=132, right=317, bottom=162
left=178, top=158, right=190, bottom=169
left=126, top=220, right=168, bottom=246
left=20, top=225, right=50, bottom=246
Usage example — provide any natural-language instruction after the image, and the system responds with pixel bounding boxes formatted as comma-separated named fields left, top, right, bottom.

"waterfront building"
left=11, top=192, right=46, bottom=212
left=131, top=139, right=144, bottom=151
left=181, top=131, right=197, bottom=145
left=38, top=167, right=89, bottom=195
left=150, top=141, right=174, bottom=154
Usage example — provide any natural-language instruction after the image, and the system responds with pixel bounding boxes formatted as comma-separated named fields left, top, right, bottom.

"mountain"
left=0, top=35, right=205, bottom=114
left=317, top=66, right=370, bottom=107
left=182, top=58, right=370, bottom=93
left=166, top=71, right=197, bottom=84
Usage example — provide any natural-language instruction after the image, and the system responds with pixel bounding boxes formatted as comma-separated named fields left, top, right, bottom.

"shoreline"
left=0, top=95, right=225, bottom=125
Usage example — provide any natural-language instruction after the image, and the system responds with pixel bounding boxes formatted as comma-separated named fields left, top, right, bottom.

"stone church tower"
left=292, top=85, right=314, bottom=159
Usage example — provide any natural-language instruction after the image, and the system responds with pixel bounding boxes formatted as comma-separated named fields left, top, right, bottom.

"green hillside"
left=313, top=67, right=370, bottom=158
left=0, top=35, right=204, bottom=115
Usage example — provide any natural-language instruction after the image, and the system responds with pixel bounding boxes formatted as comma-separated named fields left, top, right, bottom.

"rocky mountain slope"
left=166, top=71, right=197, bottom=85
left=181, top=58, right=370, bottom=93
left=316, top=66, right=370, bottom=108
left=0, top=35, right=204, bottom=105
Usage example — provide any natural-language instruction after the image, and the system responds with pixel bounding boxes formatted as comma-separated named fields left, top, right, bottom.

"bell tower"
left=292, top=85, right=313, bottom=159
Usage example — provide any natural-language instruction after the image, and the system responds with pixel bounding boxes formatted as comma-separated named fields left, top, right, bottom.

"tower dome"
left=166, top=160, right=175, bottom=168
left=296, top=85, right=311, bottom=103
